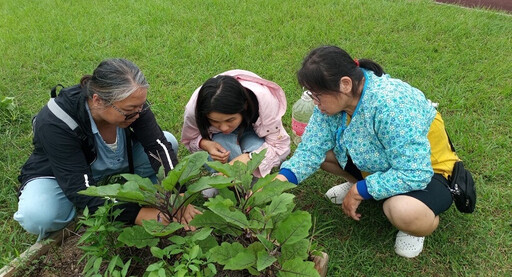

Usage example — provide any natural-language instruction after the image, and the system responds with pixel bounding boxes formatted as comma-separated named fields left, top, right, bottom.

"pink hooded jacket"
left=181, top=69, right=290, bottom=177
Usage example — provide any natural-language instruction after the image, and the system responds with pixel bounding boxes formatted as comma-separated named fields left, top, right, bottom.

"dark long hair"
left=195, top=75, right=259, bottom=140
left=297, top=45, right=384, bottom=96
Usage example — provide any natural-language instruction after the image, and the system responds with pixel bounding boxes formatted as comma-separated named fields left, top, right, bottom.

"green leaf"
left=277, top=258, right=320, bottom=277
left=248, top=207, right=267, bottom=230
left=246, top=149, right=267, bottom=174
left=121, top=259, right=131, bottom=276
left=146, top=261, right=165, bottom=272
left=190, top=245, right=200, bottom=259
left=161, top=166, right=181, bottom=191
left=205, top=197, right=249, bottom=229
left=93, top=257, right=102, bottom=273
left=224, top=248, right=256, bottom=270
left=256, top=234, right=275, bottom=251
left=257, top=250, right=277, bottom=271
left=197, top=235, right=219, bottom=252
left=251, top=172, right=278, bottom=192
left=150, top=246, right=166, bottom=259
left=280, top=239, right=310, bottom=261
left=266, top=193, right=295, bottom=217
left=252, top=179, right=296, bottom=206
left=118, top=225, right=159, bottom=248
left=187, top=175, right=234, bottom=193
left=156, top=166, right=165, bottom=183
left=189, top=264, right=199, bottom=272
left=78, top=183, right=122, bottom=197
left=205, top=160, right=234, bottom=176
left=178, top=151, right=209, bottom=184
left=169, top=235, right=187, bottom=245
left=189, top=211, right=241, bottom=236
left=207, top=263, right=217, bottom=274
left=210, top=242, right=244, bottom=265
left=191, top=227, right=213, bottom=241
left=120, top=174, right=156, bottom=193
left=107, top=255, right=121, bottom=274
left=273, top=211, right=312, bottom=245
left=217, top=187, right=237, bottom=203
left=142, top=220, right=183, bottom=237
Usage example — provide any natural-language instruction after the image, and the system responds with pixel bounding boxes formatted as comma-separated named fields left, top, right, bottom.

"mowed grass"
left=1, top=0, right=511, bottom=275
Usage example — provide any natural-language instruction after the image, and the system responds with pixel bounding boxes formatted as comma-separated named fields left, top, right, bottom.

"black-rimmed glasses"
left=109, top=100, right=152, bottom=120
left=305, top=90, right=321, bottom=103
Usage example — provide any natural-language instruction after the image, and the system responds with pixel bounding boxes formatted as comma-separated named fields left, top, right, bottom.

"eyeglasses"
left=305, top=90, right=321, bottom=103
left=109, top=100, right=152, bottom=120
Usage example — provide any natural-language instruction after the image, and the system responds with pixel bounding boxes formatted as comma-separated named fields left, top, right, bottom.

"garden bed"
left=1, top=227, right=328, bottom=277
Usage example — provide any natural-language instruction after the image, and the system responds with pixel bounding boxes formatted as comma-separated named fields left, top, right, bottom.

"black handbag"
left=447, top=161, right=476, bottom=213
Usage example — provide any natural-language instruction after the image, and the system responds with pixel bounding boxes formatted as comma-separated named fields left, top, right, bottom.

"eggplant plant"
left=79, top=150, right=322, bottom=277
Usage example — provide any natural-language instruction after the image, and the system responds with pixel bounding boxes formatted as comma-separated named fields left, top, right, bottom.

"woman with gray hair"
left=15, top=58, right=200, bottom=241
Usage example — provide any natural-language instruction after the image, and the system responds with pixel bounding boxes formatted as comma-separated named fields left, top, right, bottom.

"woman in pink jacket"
left=181, top=70, right=290, bottom=191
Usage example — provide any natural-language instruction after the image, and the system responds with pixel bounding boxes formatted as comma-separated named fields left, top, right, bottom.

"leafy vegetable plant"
left=79, top=150, right=322, bottom=276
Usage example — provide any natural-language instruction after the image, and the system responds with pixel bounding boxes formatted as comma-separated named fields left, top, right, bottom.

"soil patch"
left=12, top=230, right=251, bottom=277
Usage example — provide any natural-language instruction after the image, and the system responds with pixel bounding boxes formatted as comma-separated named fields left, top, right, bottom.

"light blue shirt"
left=86, top=104, right=129, bottom=183
left=281, top=69, right=437, bottom=200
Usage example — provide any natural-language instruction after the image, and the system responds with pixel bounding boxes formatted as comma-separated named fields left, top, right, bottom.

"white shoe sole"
left=324, top=182, right=353, bottom=204
left=394, top=231, right=425, bottom=258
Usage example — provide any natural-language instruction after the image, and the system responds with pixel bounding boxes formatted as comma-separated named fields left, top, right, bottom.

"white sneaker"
left=324, top=182, right=353, bottom=204
left=201, top=188, right=219, bottom=198
left=394, top=231, right=425, bottom=258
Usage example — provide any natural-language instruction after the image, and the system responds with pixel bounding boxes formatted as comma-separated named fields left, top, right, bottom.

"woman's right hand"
left=200, top=140, right=230, bottom=163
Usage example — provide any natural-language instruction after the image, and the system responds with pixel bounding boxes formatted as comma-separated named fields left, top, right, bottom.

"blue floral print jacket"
left=281, top=69, right=437, bottom=200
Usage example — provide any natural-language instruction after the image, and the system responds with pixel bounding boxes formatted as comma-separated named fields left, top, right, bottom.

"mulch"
left=436, top=0, right=512, bottom=13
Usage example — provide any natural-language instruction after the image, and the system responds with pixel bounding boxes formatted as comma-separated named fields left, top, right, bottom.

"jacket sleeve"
left=280, top=108, right=339, bottom=183
left=130, top=108, right=178, bottom=173
left=252, top=120, right=290, bottom=177
left=36, top=119, right=142, bottom=223
left=364, top=105, right=434, bottom=200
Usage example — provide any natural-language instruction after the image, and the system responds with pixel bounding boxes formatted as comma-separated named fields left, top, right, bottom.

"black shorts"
left=344, top=157, right=453, bottom=215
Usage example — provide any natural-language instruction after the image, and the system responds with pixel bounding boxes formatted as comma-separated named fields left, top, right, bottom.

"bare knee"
left=383, top=195, right=438, bottom=236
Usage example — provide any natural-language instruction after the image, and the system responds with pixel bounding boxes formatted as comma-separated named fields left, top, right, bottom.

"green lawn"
left=1, top=0, right=511, bottom=275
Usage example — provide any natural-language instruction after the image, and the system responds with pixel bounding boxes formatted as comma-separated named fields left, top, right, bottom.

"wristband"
left=248, top=152, right=253, bottom=159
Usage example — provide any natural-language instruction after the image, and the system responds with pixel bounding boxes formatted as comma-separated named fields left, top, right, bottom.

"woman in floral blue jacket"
left=277, top=46, right=460, bottom=258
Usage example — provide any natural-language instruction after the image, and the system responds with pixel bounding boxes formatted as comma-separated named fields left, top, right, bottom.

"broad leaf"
left=142, top=220, right=183, bottom=237
left=187, top=175, right=234, bottom=193
left=178, top=151, right=209, bottom=184
left=277, top=258, right=320, bottom=277
left=251, top=172, right=278, bottom=192
left=189, top=211, right=242, bottom=236
left=205, top=197, right=249, bottom=229
left=78, top=183, right=122, bottom=197
left=248, top=207, right=267, bottom=230
left=256, top=233, right=275, bottom=251
left=197, top=235, right=219, bottom=252
left=273, top=211, right=312, bottom=245
left=245, top=149, right=267, bottom=174
left=118, top=225, right=159, bottom=248
left=191, top=227, right=213, bottom=241
left=266, top=193, right=295, bottom=217
left=252, top=180, right=296, bottom=207
left=257, top=250, right=277, bottom=272
left=210, top=242, right=244, bottom=264
left=150, top=246, right=167, bottom=259
left=168, top=235, right=186, bottom=245
left=280, top=239, right=309, bottom=262
left=224, top=248, right=256, bottom=270
left=206, top=160, right=235, bottom=177
left=217, top=187, right=237, bottom=203
left=120, top=174, right=156, bottom=193
left=161, top=165, right=181, bottom=191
